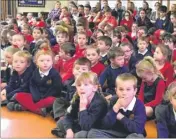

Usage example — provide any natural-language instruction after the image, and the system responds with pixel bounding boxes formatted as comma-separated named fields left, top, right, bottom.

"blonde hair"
left=136, top=56, right=164, bottom=79
left=13, top=50, right=32, bottom=64
left=75, top=72, right=99, bottom=86
left=55, top=25, right=69, bottom=36
left=164, top=82, right=176, bottom=101
left=5, top=46, right=20, bottom=54
left=116, top=73, right=138, bottom=88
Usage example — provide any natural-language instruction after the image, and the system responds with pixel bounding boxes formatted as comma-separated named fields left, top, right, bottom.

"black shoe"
left=41, top=108, right=47, bottom=117
left=7, top=102, right=16, bottom=111
left=51, top=128, right=65, bottom=138
left=1, top=100, right=9, bottom=106
left=14, top=103, right=23, bottom=111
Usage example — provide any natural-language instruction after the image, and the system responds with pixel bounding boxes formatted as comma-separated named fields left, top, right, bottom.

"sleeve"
left=99, top=68, right=108, bottom=87
left=137, top=82, right=144, bottom=103
left=155, top=105, right=169, bottom=138
left=78, top=100, right=107, bottom=131
left=62, top=63, right=74, bottom=83
left=120, top=100, right=147, bottom=134
left=164, top=66, right=174, bottom=87
left=145, top=80, right=166, bottom=107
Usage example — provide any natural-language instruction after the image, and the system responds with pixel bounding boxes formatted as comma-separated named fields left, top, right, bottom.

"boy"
left=85, top=45, right=105, bottom=77
left=99, top=47, right=128, bottom=99
left=135, top=36, right=152, bottom=62
left=97, top=36, right=112, bottom=66
left=54, top=42, right=76, bottom=83
left=87, top=73, right=147, bottom=138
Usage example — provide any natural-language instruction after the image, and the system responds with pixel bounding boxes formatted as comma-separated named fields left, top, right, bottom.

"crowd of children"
left=1, top=0, right=176, bottom=138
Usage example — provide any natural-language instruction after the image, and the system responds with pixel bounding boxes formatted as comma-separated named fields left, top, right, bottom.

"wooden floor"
left=1, top=107, right=157, bottom=138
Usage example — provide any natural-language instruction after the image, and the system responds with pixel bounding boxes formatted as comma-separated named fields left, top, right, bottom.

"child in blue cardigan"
left=87, top=73, right=147, bottom=138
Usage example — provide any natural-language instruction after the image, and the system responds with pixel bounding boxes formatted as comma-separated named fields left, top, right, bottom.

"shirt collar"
left=160, top=16, right=166, bottom=20
left=121, top=97, right=136, bottom=112
left=39, top=68, right=51, bottom=77
left=173, top=108, right=176, bottom=121
left=100, top=52, right=107, bottom=57
left=138, top=49, right=148, bottom=55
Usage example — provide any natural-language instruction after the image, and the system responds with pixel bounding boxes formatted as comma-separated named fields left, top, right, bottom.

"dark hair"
left=159, top=5, right=167, bottom=13
left=61, top=42, right=76, bottom=57
left=74, top=57, right=91, bottom=69
left=84, top=4, right=91, bottom=11
left=107, top=47, right=124, bottom=59
left=78, top=5, right=84, bottom=9
left=98, top=36, right=112, bottom=47
left=33, top=27, right=43, bottom=34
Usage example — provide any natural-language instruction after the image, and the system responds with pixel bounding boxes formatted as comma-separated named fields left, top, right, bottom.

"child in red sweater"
left=85, top=45, right=105, bottom=77
left=21, top=24, right=34, bottom=44
left=136, top=56, right=166, bottom=118
left=54, top=42, right=77, bottom=83
left=153, top=44, right=174, bottom=87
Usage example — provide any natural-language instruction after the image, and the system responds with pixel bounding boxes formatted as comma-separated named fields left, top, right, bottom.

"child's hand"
left=105, top=94, right=112, bottom=100
left=79, top=94, right=88, bottom=111
left=66, top=129, right=74, bottom=138
left=116, top=112, right=124, bottom=120
left=1, top=89, right=7, bottom=101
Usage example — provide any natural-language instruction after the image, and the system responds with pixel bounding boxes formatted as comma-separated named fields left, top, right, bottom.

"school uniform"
left=155, top=104, right=176, bottom=138
left=1, top=65, right=13, bottom=84
left=87, top=97, right=146, bottom=138
left=5, top=65, right=34, bottom=100
left=100, top=54, right=110, bottom=67
left=52, top=92, right=108, bottom=137
left=135, top=49, right=152, bottom=63
left=136, top=17, right=153, bottom=29
left=15, top=67, right=62, bottom=115
left=99, top=65, right=128, bottom=95
left=91, top=62, right=105, bottom=77
left=138, top=77, right=166, bottom=109
left=52, top=44, right=60, bottom=55
left=75, top=44, right=85, bottom=58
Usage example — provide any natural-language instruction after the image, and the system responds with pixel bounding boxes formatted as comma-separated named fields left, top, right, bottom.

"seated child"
left=1, top=46, right=20, bottom=89
left=52, top=72, right=108, bottom=138
left=99, top=47, right=128, bottom=99
left=85, top=45, right=105, bottom=77
left=137, top=56, right=166, bottom=118
left=155, top=82, right=176, bottom=138
left=54, top=42, right=77, bottom=83
left=153, top=44, right=174, bottom=87
left=52, top=57, right=91, bottom=121
left=87, top=73, right=146, bottom=138
left=8, top=48, right=62, bottom=116
left=97, top=36, right=112, bottom=66
left=1, top=50, right=33, bottom=106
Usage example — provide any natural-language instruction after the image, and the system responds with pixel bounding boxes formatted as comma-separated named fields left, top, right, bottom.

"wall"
left=17, top=0, right=68, bottom=13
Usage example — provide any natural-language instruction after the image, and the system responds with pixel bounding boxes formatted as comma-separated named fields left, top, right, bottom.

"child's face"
left=164, top=40, right=174, bottom=50
left=4, top=52, right=13, bottom=65
left=32, top=29, right=42, bottom=40
left=137, top=29, right=145, bottom=38
left=84, top=7, right=90, bottom=15
left=140, top=10, right=146, bottom=18
left=137, top=40, right=148, bottom=53
left=132, top=23, right=138, bottom=31
left=78, top=7, right=84, bottom=14
left=112, top=36, right=120, bottom=45
left=77, top=34, right=87, bottom=47
left=12, top=56, right=29, bottom=73
left=86, top=49, right=100, bottom=66
left=21, top=27, right=29, bottom=35
left=160, top=12, right=166, bottom=18
left=56, top=33, right=68, bottom=45
left=59, top=48, right=68, bottom=60
left=121, top=46, right=133, bottom=60
left=170, top=15, right=176, bottom=24
left=111, top=56, right=125, bottom=67
left=98, top=40, right=109, bottom=53
left=170, top=95, right=176, bottom=111
left=62, top=17, right=70, bottom=25
left=105, top=12, right=111, bottom=18
left=73, top=64, right=89, bottom=78
left=77, top=26, right=85, bottom=33
left=36, top=54, right=53, bottom=72
left=116, top=79, right=137, bottom=99
left=139, top=71, right=154, bottom=82
left=12, top=35, right=25, bottom=49
left=153, top=47, right=165, bottom=61
left=121, top=31, right=127, bottom=38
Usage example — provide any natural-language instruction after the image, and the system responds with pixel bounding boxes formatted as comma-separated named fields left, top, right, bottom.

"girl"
left=1, top=29, right=11, bottom=49
left=1, top=50, right=33, bottom=105
left=153, top=44, right=174, bottom=87
left=29, top=27, right=43, bottom=54
left=11, top=34, right=27, bottom=50
left=52, top=72, right=107, bottom=138
left=128, top=22, right=138, bottom=41
left=136, top=56, right=166, bottom=118
left=155, top=82, right=176, bottom=138
left=1, top=46, right=20, bottom=89
left=21, top=24, right=34, bottom=44
left=9, top=48, right=62, bottom=116
left=120, top=11, right=134, bottom=31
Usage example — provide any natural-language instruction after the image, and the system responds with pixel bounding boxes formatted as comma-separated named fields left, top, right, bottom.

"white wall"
left=17, top=0, right=68, bottom=13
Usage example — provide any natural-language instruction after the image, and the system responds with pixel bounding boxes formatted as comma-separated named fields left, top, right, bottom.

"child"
left=85, top=46, right=105, bottom=77
left=9, top=48, right=62, bottom=116
left=136, top=56, right=166, bottom=118
left=30, top=27, right=43, bottom=55
left=11, top=34, right=27, bottom=50
left=128, top=22, right=138, bottom=41
left=54, top=42, right=77, bottom=83
left=87, top=73, right=146, bottom=138
left=21, top=24, right=34, bottom=44
left=97, top=36, right=112, bottom=66
left=1, top=46, right=20, bottom=89
left=53, top=72, right=108, bottom=138
left=52, top=26, right=69, bottom=55
left=112, top=30, right=121, bottom=47
left=153, top=44, right=174, bottom=87
left=75, top=31, right=87, bottom=58
left=1, top=50, right=33, bottom=105
left=52, top=57, right=91, bottom=121
left=155, top=82, right=176, bottom=138
left=99, top=47, right=128, bottom=99
left=135, top=36, right=152, bottom=62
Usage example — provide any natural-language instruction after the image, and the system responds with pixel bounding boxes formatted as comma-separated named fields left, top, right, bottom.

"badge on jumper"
left=47, top=79, right=52, bottom=84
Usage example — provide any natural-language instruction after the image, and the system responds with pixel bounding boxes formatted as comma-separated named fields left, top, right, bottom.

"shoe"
left=41, top=108, right=47, bottom=117
left=1, top=100, right=9, bottom=106
left=14, top=103, right=23, bottom=111
left=51, top=127, right=65, bottom=138
left=7, top=102, right=16, bottom=111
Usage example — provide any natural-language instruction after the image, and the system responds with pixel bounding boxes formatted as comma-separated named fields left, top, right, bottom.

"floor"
left=1, top=107, right=157, bottom=138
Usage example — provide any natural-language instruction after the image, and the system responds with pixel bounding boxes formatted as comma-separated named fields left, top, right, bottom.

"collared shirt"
left=39, top=68, right=51, bottom=78
left=173, top=108, right=176, bottom=121
left=121, top=97, right=136, bottom=112
left=160, top=16, right=166, bottom=21
left=138, top=49, right=148, bottom=55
